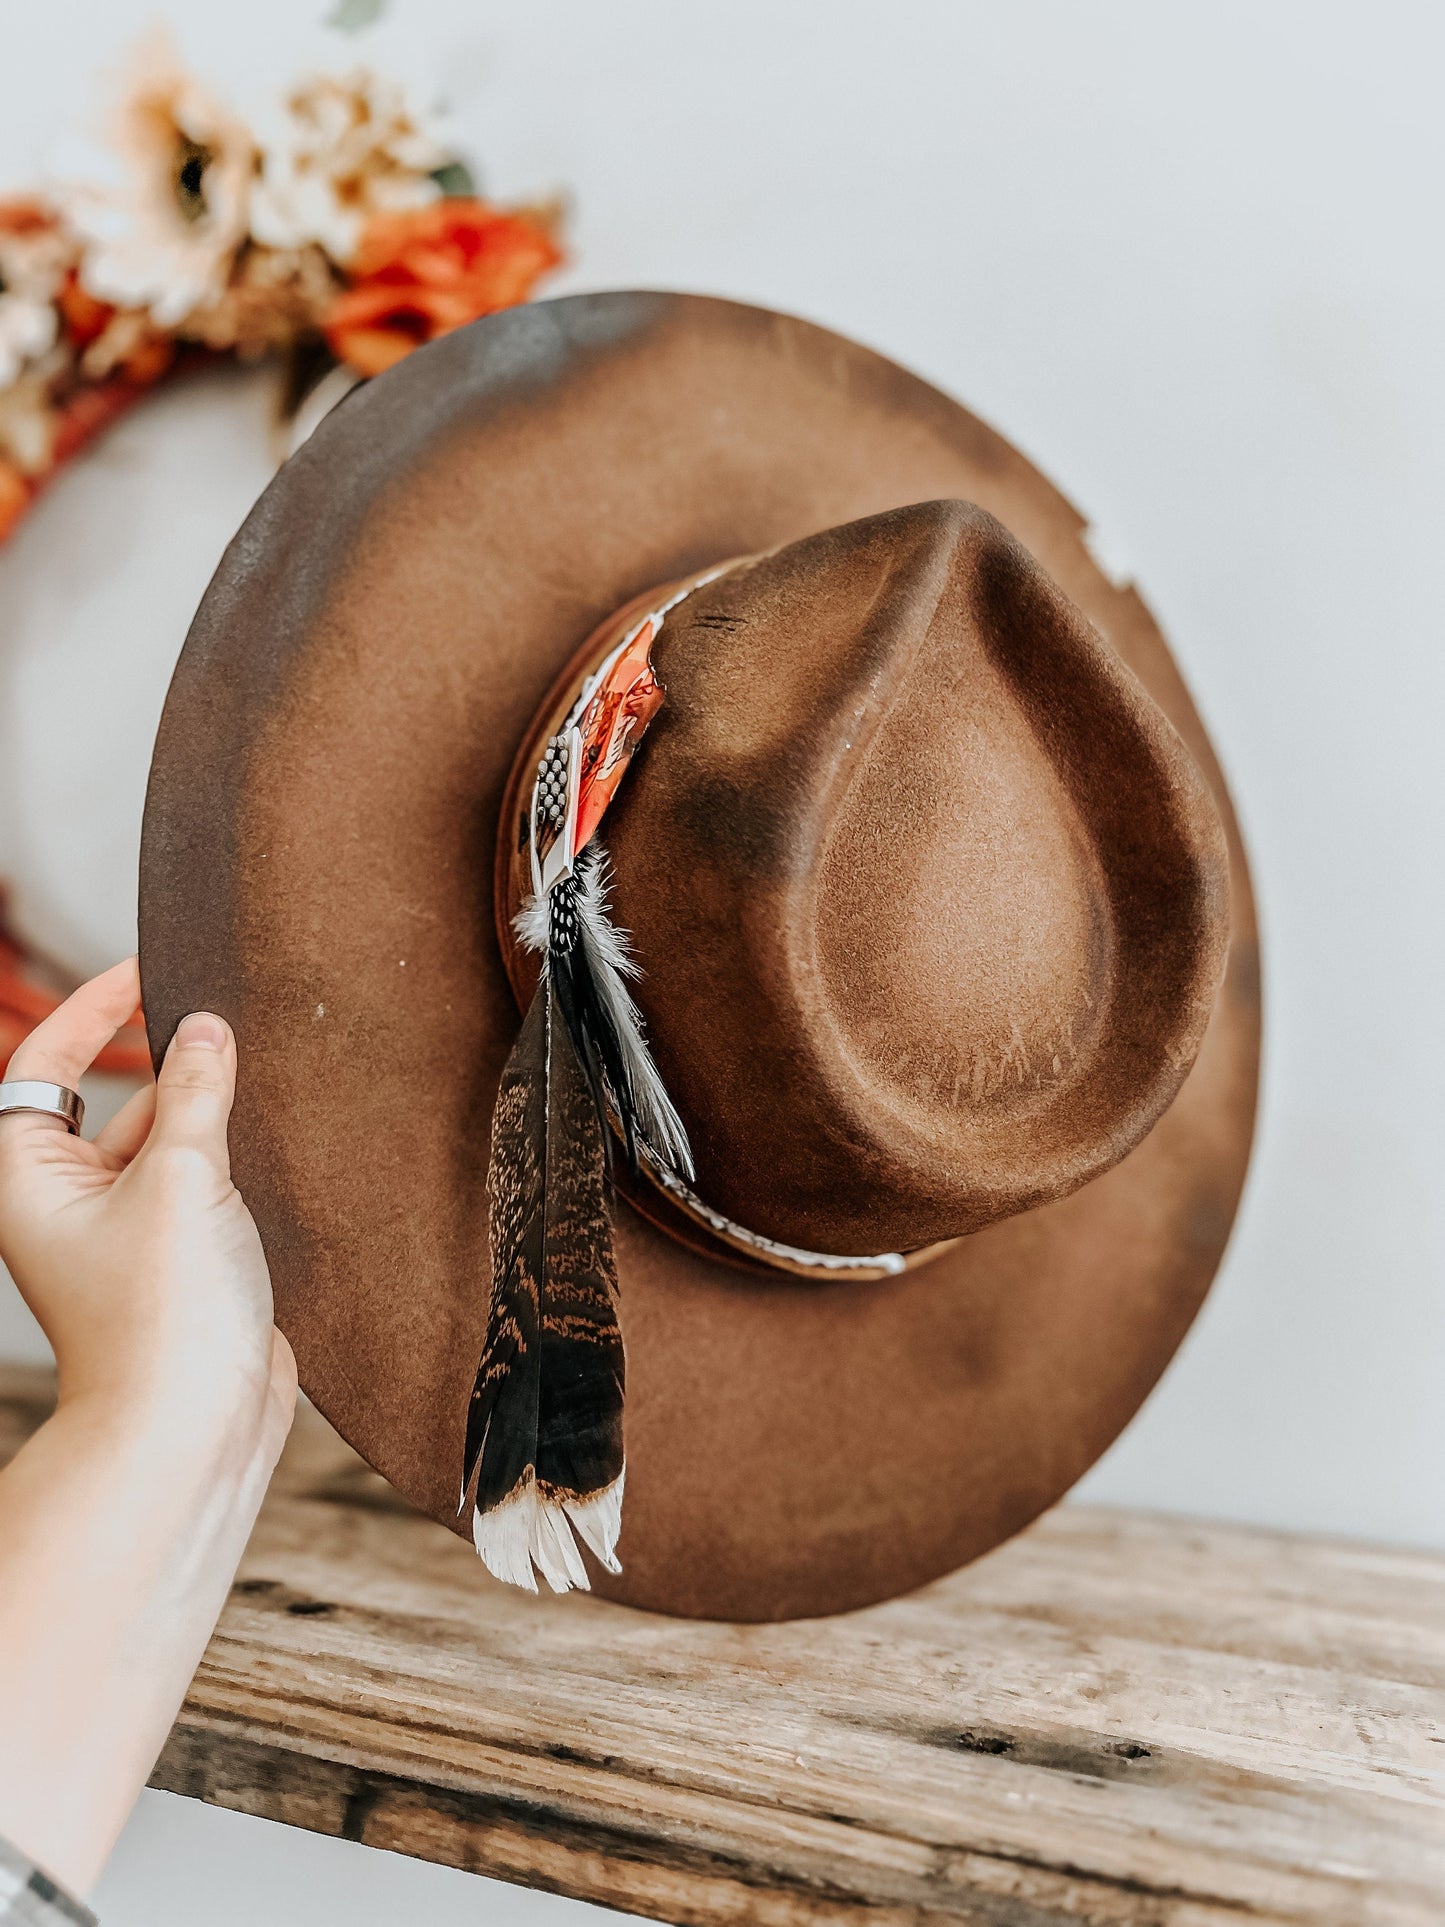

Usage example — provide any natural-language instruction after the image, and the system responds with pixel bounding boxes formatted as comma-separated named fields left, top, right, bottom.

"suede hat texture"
left=139, top=292, right=1260, bottom=1620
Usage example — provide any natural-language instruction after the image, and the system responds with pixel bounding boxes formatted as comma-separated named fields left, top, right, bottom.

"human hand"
left=0, top=958, right=295, bottom=1450
left=0, top=960, right=296, bottom=1895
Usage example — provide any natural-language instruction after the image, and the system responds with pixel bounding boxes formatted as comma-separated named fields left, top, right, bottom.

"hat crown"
left=580, top=499, right=1229, bottom=1258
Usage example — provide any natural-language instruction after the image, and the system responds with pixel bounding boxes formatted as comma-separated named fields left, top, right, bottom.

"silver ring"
left=0, top=1081, right=85, bottom=1134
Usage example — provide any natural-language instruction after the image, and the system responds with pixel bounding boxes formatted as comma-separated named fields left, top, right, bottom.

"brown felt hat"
left=139, top=292, right=1260, bottom=1621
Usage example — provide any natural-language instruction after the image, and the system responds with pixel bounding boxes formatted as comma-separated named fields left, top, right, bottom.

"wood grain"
left=4, top=1368, right=1442, bottom=1924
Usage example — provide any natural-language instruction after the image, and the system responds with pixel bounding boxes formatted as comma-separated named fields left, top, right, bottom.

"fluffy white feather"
left=514, top=889, right=551, bottom=955
left=515, top=846, right=694, bottom=1179
left=572, top=848, right=694, bottom=1178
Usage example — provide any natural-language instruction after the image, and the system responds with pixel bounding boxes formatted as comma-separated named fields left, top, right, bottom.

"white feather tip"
left=471, top=1470, right=624, bottom=1593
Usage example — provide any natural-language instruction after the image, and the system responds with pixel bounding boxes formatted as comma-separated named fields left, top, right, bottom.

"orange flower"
left=324, top=198, right=562, bottom=377
left=0, top=458, right=30, bottom=542
left=0, top=199, right=56, bottom=237
left=0, top=896, right=151, bottom=1076
left=56, top=275, right=113, bottom=350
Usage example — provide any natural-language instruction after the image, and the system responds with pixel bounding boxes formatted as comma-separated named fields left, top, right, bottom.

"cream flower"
left=249, top=70, right=447, bottom=267
left=184, top=242, right=339, bottom=358
left=54, top=32, right=256, bottom=329
left=0, top=215, right=70, bottom=390
left=0, top=300, right=55, bottom=391
left=0, top=345, right=67, bottom=474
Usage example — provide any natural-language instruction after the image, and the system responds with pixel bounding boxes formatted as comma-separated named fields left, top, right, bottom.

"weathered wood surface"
left=4, top=1368, right=1443, bottom=1924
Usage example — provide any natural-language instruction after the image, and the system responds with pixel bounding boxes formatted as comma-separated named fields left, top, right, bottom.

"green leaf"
left=430, top=160, right=478, bottom=198
left=325, top=0, right=388, bottom=32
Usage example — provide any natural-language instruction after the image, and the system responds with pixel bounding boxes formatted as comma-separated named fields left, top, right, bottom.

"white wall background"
left=2, top=1, right=1443, bottom=1919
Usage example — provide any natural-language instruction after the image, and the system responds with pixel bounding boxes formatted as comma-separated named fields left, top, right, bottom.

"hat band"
left=503, top=560, right=924, bottom=1285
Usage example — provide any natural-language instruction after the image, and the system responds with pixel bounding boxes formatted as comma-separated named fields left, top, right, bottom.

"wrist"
left=55, top=1345, right=293, bottom=1488
left=34, top=1373, right=291, bottom=1628
left=0, top=1348, right=291, bottom=1904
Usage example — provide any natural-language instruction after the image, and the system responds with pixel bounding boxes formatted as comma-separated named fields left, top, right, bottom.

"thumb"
left=148, top=1012, right=237, bottom=1169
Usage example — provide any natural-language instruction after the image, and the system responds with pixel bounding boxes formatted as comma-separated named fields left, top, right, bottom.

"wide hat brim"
left=140, top=293, right=1259, bottom=1621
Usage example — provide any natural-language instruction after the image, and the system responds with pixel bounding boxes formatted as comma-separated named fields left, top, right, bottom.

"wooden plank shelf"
left=4, top=1368, right=1443, bottom=1924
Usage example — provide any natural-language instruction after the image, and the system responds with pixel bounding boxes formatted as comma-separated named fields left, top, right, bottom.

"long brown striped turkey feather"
left=464, top=953, right=628, bottom=1590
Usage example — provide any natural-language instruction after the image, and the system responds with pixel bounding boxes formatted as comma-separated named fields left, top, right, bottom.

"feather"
left=571, top=846, right=694, bottom=1178
left=564, top=1469, right=624, bottom=1573
left=465, top=969, right=625, bottom=1592
left=466, top=618, right=692, bottom=1594
left=464, top=987, right=545, bottom=1528
left=518, top=843, right=693, bottom=1180
left=531, top=973, right=626, bottom=1526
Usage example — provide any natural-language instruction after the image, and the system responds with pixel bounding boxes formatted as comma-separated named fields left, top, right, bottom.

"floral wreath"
left=0, top=35, right=564, bottom=1073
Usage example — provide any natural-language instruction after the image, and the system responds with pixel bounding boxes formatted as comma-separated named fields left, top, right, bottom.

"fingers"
left=269, top=1329, right=299, bottom=1419
left=91, top=1081, right=158, bottom=1166
left=3, top=958, right=143, bottom=1092
left=147, top=1012, right=236, bottom=1170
